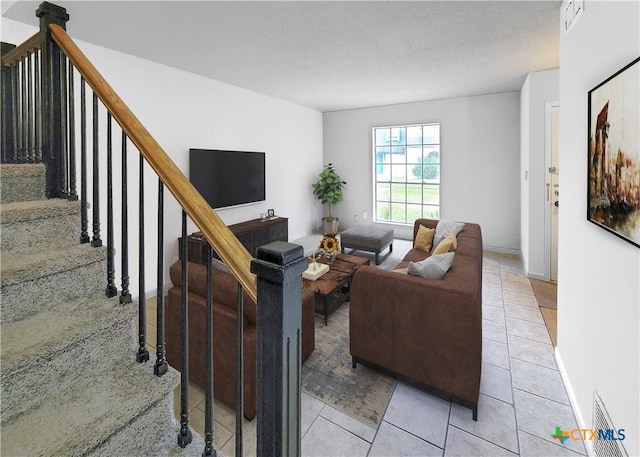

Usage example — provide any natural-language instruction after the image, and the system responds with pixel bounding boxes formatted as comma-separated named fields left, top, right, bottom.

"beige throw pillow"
left=414, top=225, right=435, bottom=252
left=432, top=232, right=458, bottom=255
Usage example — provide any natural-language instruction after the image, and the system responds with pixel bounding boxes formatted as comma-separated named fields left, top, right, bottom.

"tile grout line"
left=509, top=353, right=560, bottom=372
left=449, top=424, right=519, bottom=456
left=499, top=254, right=522, bottom=456
left=512, top=386, right=572, bottom=408
left=315, top=404, right=374, bottom=446
left=518, top=429, right=586, bottom=456
left=379, top=419, right=445, bottom=452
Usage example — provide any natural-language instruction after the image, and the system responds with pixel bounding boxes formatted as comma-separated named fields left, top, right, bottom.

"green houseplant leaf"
left=312, top=163, right=346, bottom=219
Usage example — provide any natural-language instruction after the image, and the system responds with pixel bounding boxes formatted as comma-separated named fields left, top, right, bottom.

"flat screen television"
left=189, top=149, right=266, bottom=209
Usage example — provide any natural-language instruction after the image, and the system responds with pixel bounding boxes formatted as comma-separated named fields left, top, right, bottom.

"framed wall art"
left=587, top=56, right=640, bottom=248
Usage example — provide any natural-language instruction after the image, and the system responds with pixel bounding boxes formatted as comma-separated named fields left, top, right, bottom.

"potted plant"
left=312, top=163, right=346, bottom=234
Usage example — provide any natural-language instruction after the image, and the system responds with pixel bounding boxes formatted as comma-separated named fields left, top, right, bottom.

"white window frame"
left=371, top=123, right=441, bottom=225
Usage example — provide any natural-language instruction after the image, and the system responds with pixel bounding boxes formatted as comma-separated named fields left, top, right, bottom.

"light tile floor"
left=144, top=238, right=585, bottom=457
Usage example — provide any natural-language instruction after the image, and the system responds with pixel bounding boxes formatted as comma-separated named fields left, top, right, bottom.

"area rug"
left=301, top=302, right=396, bottom=428
left=530, top=278, right=557, bottom=309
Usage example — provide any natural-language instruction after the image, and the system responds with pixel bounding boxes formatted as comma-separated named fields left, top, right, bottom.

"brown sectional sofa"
left=349, top=218, right=483, bottom=420
left=165, top=260, right=315, bottom=420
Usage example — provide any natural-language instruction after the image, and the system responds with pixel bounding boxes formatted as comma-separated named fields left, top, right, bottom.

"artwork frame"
left=587, top=56, right=640, bottom=248
left=267, top=208, right=275, bottom=218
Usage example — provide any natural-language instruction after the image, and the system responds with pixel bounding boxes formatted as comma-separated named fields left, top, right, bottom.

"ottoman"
left=340, top=225, right=394, bottom=265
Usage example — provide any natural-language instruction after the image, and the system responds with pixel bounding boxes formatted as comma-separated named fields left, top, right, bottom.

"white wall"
left=520, top=69, right=559, bottom=279
left=2, top=18, right=323, bottom=297
left=557, top=2, right=639, bottom=456
left=323, top=92, right=521, bottom=250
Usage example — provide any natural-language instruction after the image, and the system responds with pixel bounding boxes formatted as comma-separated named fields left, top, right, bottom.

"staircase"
left=0, top=163, right=204, bottom=456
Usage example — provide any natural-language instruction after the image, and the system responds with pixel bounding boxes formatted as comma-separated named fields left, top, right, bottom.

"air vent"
left=592, top=391, right=628, bottom=457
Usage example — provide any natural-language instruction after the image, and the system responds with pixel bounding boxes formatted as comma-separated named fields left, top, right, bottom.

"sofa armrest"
left=349, top=266, right=400, bottom=370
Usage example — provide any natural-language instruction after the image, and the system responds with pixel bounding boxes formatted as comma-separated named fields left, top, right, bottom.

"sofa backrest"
left=412, top=218, right=438, bottom=241
left=412, top=218, right=482, bottom=258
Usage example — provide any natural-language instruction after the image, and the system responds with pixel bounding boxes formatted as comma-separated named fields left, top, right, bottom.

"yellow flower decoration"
left=320, top=235, right=340, bottom=253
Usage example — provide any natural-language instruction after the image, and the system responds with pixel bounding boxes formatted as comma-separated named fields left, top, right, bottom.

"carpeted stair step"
left=0, top=243, right=107, bottom=323
left=89, top=395, right=206, bottom=457
left=1, top=199, right=81, bottom=252
left=0, top=294, right=137, bottom=424
left=0, top=163, right=47, bottom=204
left=0, top=357, right=186, bottom=457
left=0, top=161, right=211, bottom=456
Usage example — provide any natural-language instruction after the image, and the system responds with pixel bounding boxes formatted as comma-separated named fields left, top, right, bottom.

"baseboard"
left=483, top=245, right=521, bottom=256
left=526, top=271, right=547, bottom=281
left=555, top=347, right=594, bottom=456
left=289, top=230, right=315, bottom=243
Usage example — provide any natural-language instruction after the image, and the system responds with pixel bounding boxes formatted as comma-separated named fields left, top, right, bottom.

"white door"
left=550, top=105, right=560, bottom=281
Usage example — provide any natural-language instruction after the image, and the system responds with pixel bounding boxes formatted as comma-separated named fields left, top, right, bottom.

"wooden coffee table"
left=303, top=253, right=370, bottom=325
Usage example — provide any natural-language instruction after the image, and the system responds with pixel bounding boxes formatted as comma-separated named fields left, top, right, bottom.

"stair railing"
left=1, top=35, right=43, bottom=166
left=1, top=3, right=304, bottom=456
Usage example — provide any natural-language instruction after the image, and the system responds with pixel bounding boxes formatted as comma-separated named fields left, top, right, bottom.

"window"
left=373, top=123, right=440, bottom=224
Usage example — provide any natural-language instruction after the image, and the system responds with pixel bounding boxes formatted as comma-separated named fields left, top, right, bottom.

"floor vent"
left=592, top=391, right=628, bottom=457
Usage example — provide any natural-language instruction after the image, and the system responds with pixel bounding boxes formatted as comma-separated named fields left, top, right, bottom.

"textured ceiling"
left=3, top=1, right=561, bottom=112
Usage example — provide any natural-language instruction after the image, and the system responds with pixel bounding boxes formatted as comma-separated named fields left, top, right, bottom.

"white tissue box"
left=302, top=262, right=329, bottom=280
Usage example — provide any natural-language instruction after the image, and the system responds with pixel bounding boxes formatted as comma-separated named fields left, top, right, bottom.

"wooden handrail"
left=1, top=33, right=40, bottom=67
left=48, top=24, right=258, bottom=302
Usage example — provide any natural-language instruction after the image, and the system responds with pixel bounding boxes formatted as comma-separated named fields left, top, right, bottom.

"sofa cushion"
left=432, top=232, right=458, bottom=255
left=407, top=252, right=455, bottom=280
left=432, top=220, right=465, bottom=250
left=401, top=248, right=430, bottom=264
left=414, top=225, right=435, bottom=252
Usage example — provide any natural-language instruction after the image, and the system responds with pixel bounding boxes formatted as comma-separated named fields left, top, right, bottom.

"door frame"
left=544, top=100, right=560, bottom=281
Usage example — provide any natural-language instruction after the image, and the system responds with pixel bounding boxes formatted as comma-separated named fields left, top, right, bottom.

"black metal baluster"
left=105, top=113, right=117, bottom=297
left=79, top=78, right=89, bottom=243
left=236, top=283, right=244, bottom=457
left=26, top=53, right=32, bottom=162
left=67, top=60, right=77, bottom=200
left=120, top=132, right=132, bottom=304
left=0, top=43, right=16, bottom=163
left=59, top=52, right=68, bottom=196
left=34, top=50, right=41, bottom=162
left=91, top=92, right=102, bottom=247
left=154, top=179, right=168, bottom=377
left=137, top=154, right=149, bottom=363
left=203, top=243, right=216, bottom=457
left=19, top=57, right=25, bottom=161
left=10, top=63, right=18, bottom=162
left=178, top=211, right=193, bottom=448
